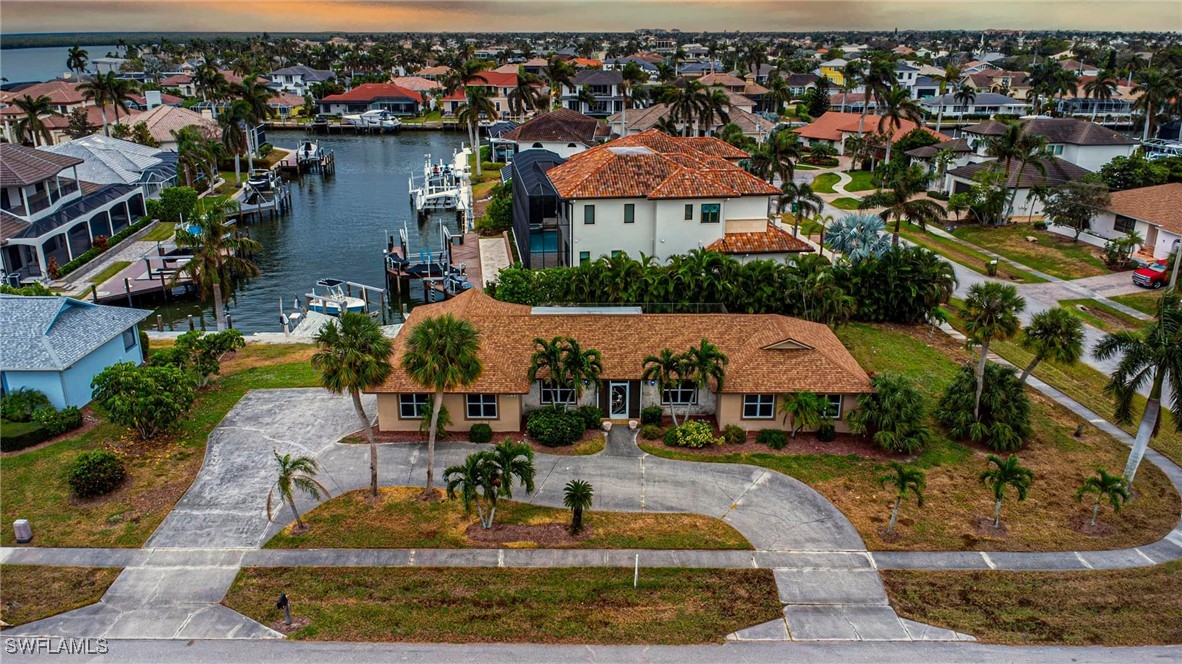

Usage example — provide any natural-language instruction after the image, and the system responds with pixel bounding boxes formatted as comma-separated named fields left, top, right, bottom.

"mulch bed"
left=270, top=616, right=312, bottom=635
left=644, top=427, right=902, bottom=460
left=1069, top=513, right=1118, bottom=537
left=345, top=425, right=603, bottom=456
left=972, top=516, right=1009, bottom=540
left=464, top=522, right=588, bottom=547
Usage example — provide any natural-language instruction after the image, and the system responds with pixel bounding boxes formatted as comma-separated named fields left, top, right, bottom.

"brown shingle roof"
left=373, top=291, right=871, bottom=396
left=705, top=223, right=815, bottom=255
left=1106, top=183, right=1182, bottom=235
left=501, top=109, right=606, bottom=146
left=947, top=157, right=1093, bottom=189
left=0, top=143, right=83, bottom=186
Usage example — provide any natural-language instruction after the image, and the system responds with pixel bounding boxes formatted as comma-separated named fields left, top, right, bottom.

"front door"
left=608, top=381, right=630, bottom=419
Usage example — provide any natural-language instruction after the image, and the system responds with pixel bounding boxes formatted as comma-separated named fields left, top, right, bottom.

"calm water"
left=151, top=130, right=468, bottom=333
left=0, top=45, right=119, bottom=83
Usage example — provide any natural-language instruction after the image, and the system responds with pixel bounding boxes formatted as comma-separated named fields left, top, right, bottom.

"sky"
left=1, top=0, right=1179, bottom=34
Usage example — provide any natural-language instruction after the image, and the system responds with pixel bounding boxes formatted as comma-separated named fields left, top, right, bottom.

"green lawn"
left=897, top=224, right=1045, bottom=284
left=842, top=170, right=877, bottom=192
left=883, top=560, right=1182, bottom=645
left=223, top=567, right=781, bottom=644
left=949, top=225, right=1110, bottom=280
left=0, top=344, right=319, bottom=547
left=1058, top=298, right=1147, bottom=334
left=812, top=173, right=839, bottom=193
left=266, top=486, right=751, bottom=550
left=141, top=222, right=177, bottom=242
left=831, top=197, right=862, bottom=210
left=795, top=164, right=819, bottom=170
left=87, top=261, right=132, bottom=285
left=1111, top=291, right=1165, bottom=316
left=0, top=566, right=121, bottom=627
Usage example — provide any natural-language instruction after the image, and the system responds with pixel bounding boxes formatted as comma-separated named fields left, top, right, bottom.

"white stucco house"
left=961, top=118, right=1138, bottom=172
left=1048, top=182, right=1182, bottom=260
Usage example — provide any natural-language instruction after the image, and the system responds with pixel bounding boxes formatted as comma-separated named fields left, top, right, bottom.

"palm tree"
left=401, top=313, right=484, bottom=491
left=876, top=86, right=925, bottom=165
left=194, top=64, right=228, bottom=103
left=1018, top=307, right=1085, bottom=383
left=779, top=182, right=823, bottom=236
left=486, top=439, right=536, bottom=502
left=12, top=95, right=57, bottom=147
left=218, top=101, right=250, bottom=186
left=542, top=56, right=575, bottom=109
left=1093, top=290, right=1182, bottom=483
left=563, top=338, right=604, bottom=408
left=667, top=79, right=708, bottom=137
left=66, top=45, right=89, bottom=77
left=106, top=74, right=140, bottom=127
left=528, top=336, right=570, bottom=408
left=840, top=61, right=864, bottom=114
left=684, top=338, right=728, bottom=402
left=932, top=64, right=962, bottom=133
left=879, top=462, right=925, bottom=536
left=857, top=57, right=894, bottom=136
left=312, top=312, right=393, bottom=497
left=699, top=89, right=731, bottom=135
left=172, top=125, right=223, bottom=193
left=563, top=479, right=594, bottom=534
left=858, top=165, right=945, bottom=245
left=780, top=391, right=826, bottom=438
left=77, top=74, right=114, bottom=136
left=508, top=70, right=543, bottom=118
left=962, top=282, right=1026, bottom=421
left=953, top=83, right=976, bottom=117
left=170, top=198, right=259, bottom=332
left=574, top=85, right=597, bottom=113
left=457, top=85, right=497, bottom=177
left=1076, top=468, right=1130, bottom=526
left=265, top=451, right=329, bottom=531
left=1083, top=72, right=1118, bottom=122
left=987, top=124, right=1048, bottom=224
left=979, top=454, right=1034, bottom=528
left=642, top=348, right=687, bottom=426
left=763, top=74, right=791, bottom=118
left=1132, top=67, right=1178, bottom=141
left=444, top=441, right=535, bottom=528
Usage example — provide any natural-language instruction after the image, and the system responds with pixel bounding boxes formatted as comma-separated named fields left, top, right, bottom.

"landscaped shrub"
left=469, top=423, right=493, bottom=444
left=526, top=406, right=585, bottom=447
left=935, top=363, right=1032, bottom=451
left=816, top=422, right=837, bottom=442
left=663, top=420, right=722, bottom=449
left=757, top=428, right=788, bottom=450
left=721, top=424, right=746, bottom=445
left=33, top=405, right=83, bottom=437
left=90, top=363, right=197, bottom=440
left=0, top=422, right=51, bottom=452
left=57, top=216, right=153, bottom=277
left=258, top=143, right=274, bottom=157
left=641, top=406, right=664, bottom=426
left=847, top=372, right=932, bottom=454
left=1032, top=220, right=1048, bottom=231
left=67, top=450, right=126, bottom=498
left=927, top=190, right=950, bottom=201
left=419, top=403, right=450, bottom=439
left=640, top=424, right=664, bottom=440
left=576, top=405, right=603, bottom=430
left=1, top=388, right=51, bottom=423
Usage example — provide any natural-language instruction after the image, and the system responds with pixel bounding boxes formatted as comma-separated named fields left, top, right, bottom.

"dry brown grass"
left=0, top=566, right=120, bottom=627
left=883, top=561, right=1182, bottom=645
left=219, top=344, right=316, bottom=375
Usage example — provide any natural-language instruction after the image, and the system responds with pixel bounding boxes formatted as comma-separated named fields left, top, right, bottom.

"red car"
left=1132, top=260, right=1170, bottom=289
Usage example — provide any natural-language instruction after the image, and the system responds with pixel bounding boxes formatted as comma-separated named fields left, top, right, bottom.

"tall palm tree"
left=401, top=313, right=484, bottom=491
left=1132, top=67, right=1178, bottom=141
left=858, top=165, right=945, bottom=246
left=574, top=85, right=597, bottom=113
left=876, top=86, right=925, bottom=165
left=507, top=69, right=543, bottom=117
left=77, top=74, right=114, bottom=136
left=218, top=101, right=250, bottom=186
left=170, top=198, right=257, bottom=333
left=987, top=124, right=1048, bottom=224
left=698, top=89, right=731, bottom=135
left=857, top=57, right=894, bottom=135
left=952, top=83, right=976, bottom=117
left=194, top=64, right=229, bottom=104
left=962, top=282, right=1026, bottom=421
left=265, top=451, right=329, bottom=531
left=1018, top=307, right=1085, bottom=383
left=563, top=479, right=593, bottom=534
left=106, top=74, right=139, bottom=127
left=542, top=56, right=575, bottom=109
left=684, top=338, right=728, bottom=402
left=12, top=95, right=57, bottom=147
left=66, top=45, right=89, bottom=77
left=667, top=79, right=708, bottom=137
left=1093, top=290, right=1182, bottom=483
left=172, top=125, right=222, bottom=193
left=840, top=61, right=864, bottom=114
left=1083, top=71, right=1118, bottom=122
left=779, top=182, right=823, bottom=236
left=879, top=462, right=925, bottom=536
left=528, top=336, right=569, bottom=408
left=1075, top=468, right=1130, bottom=526
left=979, top=454, right=1034, bottom=528
left=763, top=73, right=791, bottom=118
left=562, top=338, right=604, bottom=408
left=642, top=348, right=687, bottom=426
left=457, top=85, right=497, bottom=177
left=619, top=61, right=647, bottom=134
left=312, top=312, right=393, bottom=497
left=932, top=63, right=962, bottom=133
left=779, top=391, right=826, bottom=438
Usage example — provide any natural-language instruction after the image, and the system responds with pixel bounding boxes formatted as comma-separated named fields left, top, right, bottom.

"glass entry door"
left=608, top=381, right=630, bottom=419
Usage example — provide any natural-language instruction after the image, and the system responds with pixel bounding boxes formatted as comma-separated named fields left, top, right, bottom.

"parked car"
left=1132, top=259, right=1169, bottom=289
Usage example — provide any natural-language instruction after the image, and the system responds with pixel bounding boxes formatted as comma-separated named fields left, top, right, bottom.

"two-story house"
left=498, top=108, right=611, bottom=159
left=961, top=118, right=1138, bottom=172
left=561, top=70, right=626, bottom=118
left=41, top=134, right=178, bottom=200
left=818, top=59, right=849, bottom=86
left=1, top=143, right=147, bottom=282
left=919, top=92, right=1029, bottom=119
left=267, top=66, right=336, bottom=96
left=441, top=71, right=518, bottom=119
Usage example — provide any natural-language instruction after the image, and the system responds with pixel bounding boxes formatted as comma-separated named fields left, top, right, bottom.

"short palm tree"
left=170, top=199, right=259, bottom=332
left=266, top=451, right=330, bottom=530
left=528, top=336, right=569, bottom=408
left=780, top=391, right=826, bottom=438
left=953, top=83, right=976, bottom=116
left=979, top=454, right=1034, bottom=528
left=312, top=312, right=393, bottom=497
left=642, top=348, right=687, bottom=425
left=12, top=95, right=57, bottom=147
left=684, top=337, right=728, bottom=397
left=486, top=439, right=536, bottom=501
left=444, top=441, right=535, bottom=529
left=879, top=462, right=925, bottom=536
left=962, top=283, right=1026, bottom=421
left=1093, top=290, right=1182, bottom=483
left=1018, top=307, right=1085, bottom=383
left=401, top=313, right=483, bottom=491
left=858, top=165, right=946, bottom=246
left=932, top=64, right=962, bottom=133
left=562, top=338, right=604, bottom=407
left=1076, top=467, right=1130, bottom=526
left=563, top=479, right=594, bottom=534
left=779, top=182, right=823, bottom=237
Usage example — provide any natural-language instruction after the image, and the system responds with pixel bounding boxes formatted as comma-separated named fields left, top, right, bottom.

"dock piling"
left=188, top=315, right=195, bottom=331
left=124, top=278, right=132, bottom=307
left=157, top=315, right=164, bottom=332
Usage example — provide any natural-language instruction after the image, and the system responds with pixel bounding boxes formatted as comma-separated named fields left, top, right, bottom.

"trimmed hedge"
left=57, top=216, right=153, bottom=278
left=641, top=406, right=663, bottom=426
left=469, top=423, right=493, bottom=444
left=68, top=450, right=126, bottom=498
left=526, top=407, right=585, bottom=447
left=0, top=421, right=51, bottom=452
left=33, top=405, right=83, bottom=437
left=757, top=428, right=788, bottom=450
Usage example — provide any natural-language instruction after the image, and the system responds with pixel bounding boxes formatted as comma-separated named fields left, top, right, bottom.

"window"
left=742, top=394, right=775, bottom=419
left=584, top=205, right=596, bottom=224
left=662, top=381, right=697, bottom=405
left=1114, top=215, right=1137, bottom=234
left=579, top=251, right=591, bottom=265
left=466, top=394, right=498, bottom=419
left=823, top=394, right=843, bottom=419
left=399, top=394, right=430, bottom=419
left=624, top=203, right=635, bottom=223
left=122, top=327, right=136, bottom=351
left=684, top=204, right=694, bottom=220
left=532, top=142, right=544, bottom=148
left=1046, top=144, right=1064, bottom=155
left=611, top=250, right=625, bottom=259
left=540, top=381, right=576, bottom=405
left=701, top=203, right=721, bottom=224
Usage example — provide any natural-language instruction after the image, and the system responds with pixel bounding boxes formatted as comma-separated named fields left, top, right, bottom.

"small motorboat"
left=307, top=278, right=366, bottom=315
left=246, top=168, right=276, bottom=192
left=296, top=140, right=320, bottom=163
left=343, top=109, right=402, bottom=129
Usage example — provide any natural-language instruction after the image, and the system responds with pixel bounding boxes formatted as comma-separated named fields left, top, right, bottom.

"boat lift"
left=299, top=278, right=389, bottom=324
left=385, top=223, right=473, bottom=303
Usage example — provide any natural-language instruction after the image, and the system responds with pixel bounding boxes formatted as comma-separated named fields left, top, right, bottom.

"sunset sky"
left=1, top=0, right=1178, bottom=34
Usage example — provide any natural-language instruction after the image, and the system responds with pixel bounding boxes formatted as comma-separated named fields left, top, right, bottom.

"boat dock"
left=384, top=226, right=479, bottom=303
left=231, top=178, right=293, bottom=222
left=278, top=145, right=336, bottom=176
left=86, top=254, right=194, bottom=306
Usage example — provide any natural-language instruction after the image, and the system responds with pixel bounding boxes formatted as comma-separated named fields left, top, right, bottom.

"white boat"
left=246, top=168, right=276, bottom=192
left=296, top=140, right=320, bottom=163
left=307, top=278, right=366, bottom=315
left=343, top=109, right=402, bottom=129
left=408, top=147, right=473, bottom=213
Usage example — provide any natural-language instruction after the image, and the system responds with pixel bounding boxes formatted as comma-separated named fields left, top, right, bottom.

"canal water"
left=149, top=130, right=469, bottom=333
left=0, top=45, right=120, bottom=83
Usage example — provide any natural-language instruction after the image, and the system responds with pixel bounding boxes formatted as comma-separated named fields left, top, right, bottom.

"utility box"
left=13, top=519, right=32, bottom=544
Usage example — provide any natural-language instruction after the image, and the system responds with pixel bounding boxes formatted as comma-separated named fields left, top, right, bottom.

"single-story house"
left=120, top=105, right=220, bottom=151
left=1049, top=182, right=1182, bottom=260
left=319, top=83, right=423, bottom=116
left=369, top=290, right=871, bottom=432
left=944, top=157, right=1093, bottom=220
left=794, top=111, right=945, bottom=156
left=0, top=295, right=151, bottom=409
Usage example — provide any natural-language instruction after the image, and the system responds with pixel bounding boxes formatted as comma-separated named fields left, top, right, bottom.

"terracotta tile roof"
left=0, top=80, right=86, bottom=106
left=835, top=117, right=944, bottom=142
left=468, top=71, right=517, bottom=87
left=127, top=105, right=219, bottom=143
left=389, top=76, right=442, bottom=92
left=1106, top=183, right=1182, bottom=235
left=269, top=92, right=307, bottom=107
left=321, top=83, right=423, bottom=103
left=571, top=57, right=602, bottom=68
left=793, top=111, right=866, bottom=141
left=372, top=291, right=870, bottom=396
left=705, top=223, right=815, bottom=255
left=0, top=143, right=83, bottom=186
left=43, top=105, right=141, bottom=130
left=159, top=74, right=192, bottom=86
left=698, top=72, right=748, bottom=88
left=546, top=129, right=776, bottom=200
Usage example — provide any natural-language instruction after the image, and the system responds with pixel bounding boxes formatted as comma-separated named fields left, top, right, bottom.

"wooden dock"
left=385, top=230, right=482, bottom=302
left=89, top=255, right=193, bottom=305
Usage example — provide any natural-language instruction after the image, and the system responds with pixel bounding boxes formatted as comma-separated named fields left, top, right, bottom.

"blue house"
left=0, top=296, right=151, bottom=409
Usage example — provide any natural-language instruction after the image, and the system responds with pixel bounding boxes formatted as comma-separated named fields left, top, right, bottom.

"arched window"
left=567, top=143, right=577, bottom=148
left=532, top=142, right=544, bottom=148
